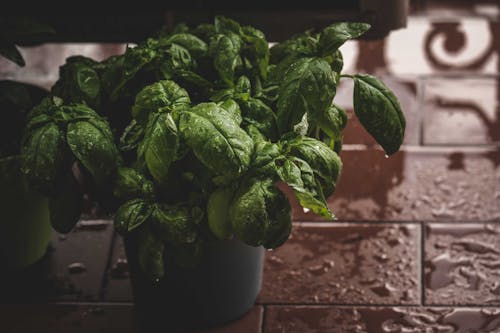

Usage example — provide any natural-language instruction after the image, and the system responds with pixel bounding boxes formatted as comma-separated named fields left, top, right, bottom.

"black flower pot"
left=124, top=236, right=264, bottom=330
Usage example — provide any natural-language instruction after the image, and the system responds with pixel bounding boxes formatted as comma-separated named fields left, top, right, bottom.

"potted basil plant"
left=21, top=17, right=405, bottom=328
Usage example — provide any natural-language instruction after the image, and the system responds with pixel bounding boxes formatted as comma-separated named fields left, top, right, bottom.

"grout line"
left=98, top=231, right=117, bottom=301
left=258, top=303, right=500, bottom=308
left=292, top=220, right=500, bottom=224
left=417, top=75, right=425, bottom=147
left=420, top=221, right=426, bottom=306
left=47, top=301, right=500, bottom=308
left=261, top=305, right=267, bottom=333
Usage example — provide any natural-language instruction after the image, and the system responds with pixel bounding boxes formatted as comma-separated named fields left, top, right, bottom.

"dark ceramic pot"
left=124, top=235, right=265, bottom=330
left=0, top=156, right=51, bottom=269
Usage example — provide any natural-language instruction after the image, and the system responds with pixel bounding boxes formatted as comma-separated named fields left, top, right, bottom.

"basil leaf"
left=353, top=74, right=405, bottom=155
left=66, top=118, right=120, bottom=185
left=137, top=227, right=165, bottom=281
left=179, top=103, right=253, bottom=178
left=0, top=44, right=25, bottom=66
left=285, top=136, right=342, bottom=198
left=48, top=172, right=82, bottom=234
left=277, top=57, right=336, bottom=133
left=21, top=122, right=66, bottom=195
left=138, top=112, right=178, bottom=186
left=235, top=75, right=251, bottom=95
left=207, top=187, right=234, bottom=239
left=250, top=141, right=281, bottom=176
left=276, top=157, right=334, bottom=220
left=214, top=16, right=242, bottom=35
left=113, top=167, right=154, bottom=200
left=151, top=204, right=202, bottom=245
left=242, top=27, right=270, bottom=79
left=119, top=120, right=144, bottom=153
left=51, top=56, right=100, bottom=108
left=132, top=80, right=191, bottom=125
left=114, top=199, right=153, bottom=235
left=212, top=34, right=241, bottom=87
left=102, top=44, right=157, bottom=101
left=313, top=104, right=347, bottom=141
left=318, top=22, right=371, bottom=55
left=270, top=32, right=317, bottom=64
left=218, top=99, right=243, bottom=125
left=239, top=98, right=278, bottom=141
left=159, top=43, right=194, bottom=79
left=165, top=33, right=208, bottom=58
left=229, top=178, right=291, bottom=248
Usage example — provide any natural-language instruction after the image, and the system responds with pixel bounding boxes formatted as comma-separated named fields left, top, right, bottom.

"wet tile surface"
left=423, top=77, right=500, bottom=145
left=46, top=220, right=114, bottom=301
left=265, top=306, right=500, bottom=333
left=102, top=234, right=133, bottom=302
left=290, top=147, right=500, bottom=222
left=425, top=223, right=500, bottom=305
left=0, top=304, right=263, bottom=333
left=258, top=223, right=420, bottom=305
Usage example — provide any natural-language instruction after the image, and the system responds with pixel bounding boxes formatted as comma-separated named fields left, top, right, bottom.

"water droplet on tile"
left=68, top=262, right=86, bottom=274
left=370, top=283, right=396, bottom=297
left=76, top=220, right=108, bottom=231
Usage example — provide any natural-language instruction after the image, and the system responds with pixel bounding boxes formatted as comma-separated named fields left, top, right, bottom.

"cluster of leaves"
left=21, top=17, right=405, bottom=281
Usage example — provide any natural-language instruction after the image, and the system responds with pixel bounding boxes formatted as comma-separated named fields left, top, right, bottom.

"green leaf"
left=218, top=99, right=243, bottom=125
left=119, top=120, right=144, bottom=153
left=239, top=98, right=278, bottom=141
left=353, top=74, right=405, bottom=155
left=229, top=178, right=291, bottom=248
left=318, top=22, right=371, bottom=55
left=250, top=141, right=281, bottom=177
left=21, top=122, right=66, bottom=195
left=242, top=27, right=270, bottom=79
left=284, top=136, right=342, bottom=198
left=51, top=56, right=100, bottom=108
left=159, top=43, right=194, bottom=79
left=138, top=112, right=179, bottom=185
left=207, top=187, right=234, bottom=239
left=235, top=76, right=251, bottom=95
left=113, top=167, right=154, bottom=200
left=276, top=157, right=334, bottom=220
left=213, top=34, right=242, bottom=87
left=270, top=32, right=317, bottom=64
left=313, top=104, right=347, bottom=141
left=102, top=44, right=157, bottom=101
left=179, top=103, right=254, bottom=178
left=114, top=199, right=153, bottom=235
left=132, top=80, right=191, bottom=125
left=214, top=16, right=242, bottom=35
left=48, top=172, right=82, bottom=234
left=66, top=117, right=120, bottom=185
left=276, top=57, right=336, bottom=133
left=151, top=204, right=203, bottom=245
left=137, top=227, right=165, bottom=281
left=165, top=33, right=208, bottom=58
left=0, top=44, right=25, bottom=66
